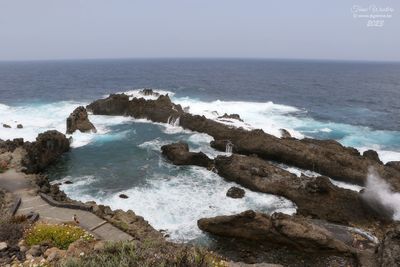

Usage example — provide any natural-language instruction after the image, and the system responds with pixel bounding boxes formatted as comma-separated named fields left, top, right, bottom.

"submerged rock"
left=66, top=106, right=96, bottom=134
left=140, top=88, right=160, bottom=97
left=161, top=142, right=213, bottom=168
left=17, top=124, right=23, bottom=129
left=119, top=194, right=129, bottom=199
left=226, top=187, right=245, bottom=198
left=2, top=124, right=11, bottom=128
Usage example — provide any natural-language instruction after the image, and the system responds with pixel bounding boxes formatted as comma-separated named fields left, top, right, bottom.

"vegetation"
left=0, top=216, right=27, bottom=245
left=25, top=223, right=94, bottom=250
left=60, top=241, right=228, bottom=267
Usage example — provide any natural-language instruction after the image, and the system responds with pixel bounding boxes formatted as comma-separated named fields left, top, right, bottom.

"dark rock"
left=386, top=161, right=400, bottom=172
left=363, top=150, right=382, bottom=164
left=214, top=154, right=386, bottom=225
left=66, top=106, right=97, bottom=134
left=140, top=88, right=160, bottom=97
left=226, top=187, right=245, bottom=198
left=26, top=245, right=42, bottom=257
left=119, top=194, right=129, bottom=199
left=2, top=124, right=11, bottom=128
left=279, top=129, right=291, bottom=138
left=64, top=180, right=73, bottom=184
left=198, top=211, right=372, bottom=255
left=16, top=124, right=23, bottom=129
left=377, top=223, right=400, bottom=267
left=22, top=130, right=70, bottom=173
left=218, top=113, right=243, bottom=122
left=87, top=94, right=400, bottom=191
left=161, top=142, right=213, bottom=168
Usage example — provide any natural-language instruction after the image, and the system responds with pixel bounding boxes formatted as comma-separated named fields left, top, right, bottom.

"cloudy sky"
left=0, top=0, right=398, bottom=61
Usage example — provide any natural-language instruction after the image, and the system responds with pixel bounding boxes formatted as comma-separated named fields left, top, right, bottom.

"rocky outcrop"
left=218, top=113, right=243, bottom=122
left=140, top=88, right=160, bottom=97
left=362, top=150, right=382, bottom=164
left=386, top=161, right=400, bottom=172
left=377, top=223, right=400, bottom=267
left=161, top=142, right=213, bottom=168
left=22, top=131, right=70, bottom=173
left=214, top=154, right=386, bottom=225
left=2, top=124, right=11, bottom=128
left=87, top=94, right=400, bottom=191
left=279, top=129, right=291, bottom=138
left=66, top=106, right=96, bottom=134
left=226, top=187, right=245, bottom=198
left=198, top=211, right=377, bottom=256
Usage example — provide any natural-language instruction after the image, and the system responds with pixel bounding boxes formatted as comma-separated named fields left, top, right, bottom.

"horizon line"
left=0, top=56, right=399, bottom=64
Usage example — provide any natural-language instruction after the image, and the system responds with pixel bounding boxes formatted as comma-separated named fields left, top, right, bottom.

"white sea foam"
left=58, top=167, right=296, bottom=241
left=277, top=162, right=364, bottom=192
left=113, top=89, right=175, bottom=100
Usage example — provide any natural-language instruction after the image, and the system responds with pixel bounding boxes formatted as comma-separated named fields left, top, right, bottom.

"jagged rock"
left=44, top=247, right=65, bottom=262
left=2, top=124, right=11, bottom=128
left=16, top=124, right=23, bottom=129
left=22, top=131, right=70, bottom=174
left=26, top=245, right=42, bottom=257
left=279, top=129, right=291, bottom=138
left=214, top=154, right=386, bottom=224
left=87, top=94, right=400, bottom=191
left=218, top=113, right=243, bottom=122
left=363, top=150, right=382, bottom=164
left=377, top=223, right=400, bottom=267
left=226, top=187, right=245, bottom=198
left=198, top=211, right=369, bottom=255
left=161, top=142, right=212, bottom=168
left=64, top=180, right=73, bottom=184
left=140, top=88, right=160, bottom=97
left=66, top=106, right=96, bottom=134
left=119, top=194, right=128, bottom=199
left=386, top=161, right=400, bottom=172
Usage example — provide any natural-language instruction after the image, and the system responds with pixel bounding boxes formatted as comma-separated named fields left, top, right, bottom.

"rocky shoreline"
left=1, top=90, right=399, bottom=266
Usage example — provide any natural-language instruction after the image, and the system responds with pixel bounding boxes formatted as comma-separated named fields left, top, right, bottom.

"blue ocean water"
left=1, top=59, right=399, bottom=240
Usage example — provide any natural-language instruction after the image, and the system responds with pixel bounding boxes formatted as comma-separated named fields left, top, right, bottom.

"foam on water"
left=56, top=167, right=296, bottom=241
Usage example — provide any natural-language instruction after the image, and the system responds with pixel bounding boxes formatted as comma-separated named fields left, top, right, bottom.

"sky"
left=0, top=0, right=399, bottom=61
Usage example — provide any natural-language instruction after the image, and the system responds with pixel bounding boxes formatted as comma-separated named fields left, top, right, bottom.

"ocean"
left=1, top=59, right=399, bottom=241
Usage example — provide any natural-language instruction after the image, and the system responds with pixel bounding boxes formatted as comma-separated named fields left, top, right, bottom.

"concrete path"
left=0, top=169, right=133, bottom=242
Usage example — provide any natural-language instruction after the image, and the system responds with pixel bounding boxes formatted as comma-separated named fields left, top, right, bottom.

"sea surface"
left=1, top=59, right=399, bottom=241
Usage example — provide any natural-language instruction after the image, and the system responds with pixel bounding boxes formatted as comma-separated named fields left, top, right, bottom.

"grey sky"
left=0, top=0, right=399, bottom=61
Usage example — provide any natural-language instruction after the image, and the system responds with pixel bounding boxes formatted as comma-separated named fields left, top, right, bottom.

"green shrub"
left=25, top=223, right=94, bottom=250
left=60, top=241, right=228, bottom=267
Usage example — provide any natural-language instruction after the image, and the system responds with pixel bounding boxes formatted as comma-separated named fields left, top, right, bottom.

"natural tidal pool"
left=47, top=120, right=296, bottom=242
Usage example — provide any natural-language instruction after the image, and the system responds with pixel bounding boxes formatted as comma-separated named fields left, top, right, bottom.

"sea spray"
left=362, top=167, right=400, bottom=220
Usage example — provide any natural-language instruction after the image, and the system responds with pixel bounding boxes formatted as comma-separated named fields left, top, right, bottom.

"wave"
left=56, top=167, right=296, bottom=241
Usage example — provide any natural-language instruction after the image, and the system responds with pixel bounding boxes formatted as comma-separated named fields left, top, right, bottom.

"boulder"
left=26, top=245, right=42, bottom=257
left=2, top=124, right=11, bottom=128
left=66, top=106, right=96, bottom=134
left=377, top=223, right=400, bottom=267
left=363, top=150, right=382, bottom=164
left=0, top=242, right=8, bottom=252
left=161, top=142, right=213, bottom=168
left=22, top=131, right=70, bottom=173
left=218, top=113, right=243, bottom=122
left=17, top=124, right=23, bottom=129
left=226, top=187, right=245, bottom=198
left=279, top=129, right=291, bottom=138
left=198, top=211, right=369, bottom=255
left=44, top=247, right=66, bottom=262
left=119, top=194, right=129, bottom=199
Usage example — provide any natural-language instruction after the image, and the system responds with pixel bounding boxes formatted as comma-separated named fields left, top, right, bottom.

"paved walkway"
left=0, top=170, right=133, bottom=242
